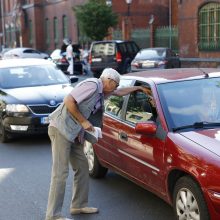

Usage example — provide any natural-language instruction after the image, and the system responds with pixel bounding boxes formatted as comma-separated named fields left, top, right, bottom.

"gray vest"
left=49, top=78, right=104, bottom=142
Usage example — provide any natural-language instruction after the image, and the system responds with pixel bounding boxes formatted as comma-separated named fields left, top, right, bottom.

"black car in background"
left=89, top=40, right=140, bottom=77
left=131, top=47, right=181, bottom=72
left=0, top=58, right=77, bottom=143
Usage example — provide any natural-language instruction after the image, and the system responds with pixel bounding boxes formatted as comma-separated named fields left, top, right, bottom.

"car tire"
left=83, top=141, right=108, bottom=178
left=173, top=176, right=210, bottom=220
left=0, top=124, right=10, bottom=143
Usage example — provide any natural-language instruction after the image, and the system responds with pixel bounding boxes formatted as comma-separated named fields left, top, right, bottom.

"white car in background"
left=2, top=47, right=49, bottom=59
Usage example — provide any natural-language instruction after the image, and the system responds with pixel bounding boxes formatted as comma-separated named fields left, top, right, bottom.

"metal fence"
left=112, top=26, right=179, bottom=52
left=155, top=26, right=178, bottom=52
left=131, top=28, right=150, bottom=49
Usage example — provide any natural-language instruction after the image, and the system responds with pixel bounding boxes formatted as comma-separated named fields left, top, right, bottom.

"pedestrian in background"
left=45, top=68, right=150, bottom=220
left=63, top=38, right=74, bottom=75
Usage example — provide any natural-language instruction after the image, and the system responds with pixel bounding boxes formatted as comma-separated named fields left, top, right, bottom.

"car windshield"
left=135, top=49, right=166, bottom=60
left=157, top=77, right=220, bottom=130
left=0, top=64, right=70, bottom=89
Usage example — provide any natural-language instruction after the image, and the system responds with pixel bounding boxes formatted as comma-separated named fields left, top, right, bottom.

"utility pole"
left=169, top=0, right=172, bottom=49
left=1, top=0, right=5, bottom=48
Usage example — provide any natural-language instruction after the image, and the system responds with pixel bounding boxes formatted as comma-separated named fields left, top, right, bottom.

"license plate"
left=142, top=62, right=154, bottom=67
left=93, top=58, right=102, bottom=62
left=41, top=117, right=49, bottom=124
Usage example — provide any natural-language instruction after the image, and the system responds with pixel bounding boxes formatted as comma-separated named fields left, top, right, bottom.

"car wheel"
left=173, top=176, right=210, bottom=220
left=0, top=123, right=10, bottom=143
left=83, top=141, right=108, bottom=178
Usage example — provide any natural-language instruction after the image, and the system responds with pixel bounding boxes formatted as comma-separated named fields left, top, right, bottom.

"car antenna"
left=199, top=68, right=209, bottom=78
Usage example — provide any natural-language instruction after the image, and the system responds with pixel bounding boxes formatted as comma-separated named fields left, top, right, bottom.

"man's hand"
left=81, top=120, right=95, bottom=132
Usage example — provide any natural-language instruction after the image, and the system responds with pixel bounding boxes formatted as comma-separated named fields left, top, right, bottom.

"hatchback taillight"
left=60, top=57, right=67, bottom=63
left=116, top=52, right=122, bottom=62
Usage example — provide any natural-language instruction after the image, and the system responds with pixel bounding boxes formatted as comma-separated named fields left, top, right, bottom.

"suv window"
left=117, top=43, right=126, bottom=54
left=125, top=43, right=134, bottom=54
left=91, top=43, right=115, bottom=56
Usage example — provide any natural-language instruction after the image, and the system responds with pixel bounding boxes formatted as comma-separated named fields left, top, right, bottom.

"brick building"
left=0, top=0, right=87, bottom=53
left=0, top=0, right=176, bottom=53
left=0, top=0, right=220, bottom=65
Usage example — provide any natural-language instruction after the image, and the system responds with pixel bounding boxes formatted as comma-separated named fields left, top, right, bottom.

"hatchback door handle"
left=119, top=132, right=128, bottom=141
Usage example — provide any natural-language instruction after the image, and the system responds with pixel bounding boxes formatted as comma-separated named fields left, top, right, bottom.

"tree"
left=74, top=0, right=118, bottom=41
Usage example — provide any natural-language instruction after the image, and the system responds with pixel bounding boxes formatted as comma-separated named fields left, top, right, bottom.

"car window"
left=23, top=49, right=36, bottom=54
left=125, top=92, right=154, bottom=124
left=0, top=64, right=69, bottom=89
left=91, top=43, right=115, bottom=56
left=117, top=43, right=126, bottom=54
left=125, top=83, right=156, bottom=124
left=130, top=42, right=139, bottom=53
left=105, top=79, right=133, bottom=118
left=126, top=43, right=134, bottom=54
left=135, top=49, right=166, bottom=59
left=157, top=77, right=220, bottom=129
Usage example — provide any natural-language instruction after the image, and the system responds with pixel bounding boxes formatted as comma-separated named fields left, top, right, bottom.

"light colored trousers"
left=45, top=126, right=89, bottom=220
left=67, top=58, right=74, bottom=75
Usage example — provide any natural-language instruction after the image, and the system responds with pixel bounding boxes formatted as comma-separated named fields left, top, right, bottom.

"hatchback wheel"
left=0, top=123, right=10, bottom=143
left=83, top=141, right=108, bottom=178
left=173, top=176, right=210, bottom=220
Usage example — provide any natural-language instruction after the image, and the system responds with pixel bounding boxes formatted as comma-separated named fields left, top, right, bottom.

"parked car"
left=50, top=49, right=83, bottom=75
left=2, top=47, right=49, bottom=59
left=131, top=47, right=181, bottom=72
left=89, top=40, right=140, bottom=78
left=84, top=68, right=220, bottom=220
left=0, top=58, right=78, bottom=143
left=0, top=48, right=12, bottom=60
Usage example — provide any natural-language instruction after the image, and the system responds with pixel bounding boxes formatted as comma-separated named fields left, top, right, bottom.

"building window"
left=199, top=3, right=220, bottom=51
left=29, top=20, right=33, bottom=46
left=62, top=15, right=68, bottom=38
left=53, top=17, right=59, bottom=48
left=45, top=18, right=50, bottom=48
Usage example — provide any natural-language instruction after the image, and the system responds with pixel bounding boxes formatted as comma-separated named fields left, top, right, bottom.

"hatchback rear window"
left=91, top=43, right=115, bottom=56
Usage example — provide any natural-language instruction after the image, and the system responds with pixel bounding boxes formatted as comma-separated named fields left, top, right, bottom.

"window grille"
left=199, top=3, right=220, bottom=51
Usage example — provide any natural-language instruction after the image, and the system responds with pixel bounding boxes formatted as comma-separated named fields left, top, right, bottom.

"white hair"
left=100, top=68, right=120, bottom=84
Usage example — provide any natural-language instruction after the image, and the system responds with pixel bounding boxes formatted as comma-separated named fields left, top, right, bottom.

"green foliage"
left=74, top=0, right=118, bottom=41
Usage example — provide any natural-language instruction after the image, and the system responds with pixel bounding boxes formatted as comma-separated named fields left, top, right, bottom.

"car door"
left=96, top=79, right=134, bottom=167
left=115, top=81, right=167, bottom=193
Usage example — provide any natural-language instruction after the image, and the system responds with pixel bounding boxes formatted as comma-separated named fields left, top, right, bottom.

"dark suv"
left=89, top=40, right=140, bottom=78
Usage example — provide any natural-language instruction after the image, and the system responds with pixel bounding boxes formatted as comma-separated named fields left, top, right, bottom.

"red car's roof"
left=124, top=68, right=220, bottom=84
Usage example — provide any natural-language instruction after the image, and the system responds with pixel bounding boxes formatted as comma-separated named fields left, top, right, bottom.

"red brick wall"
left=112, top=0, right=171, bottom=30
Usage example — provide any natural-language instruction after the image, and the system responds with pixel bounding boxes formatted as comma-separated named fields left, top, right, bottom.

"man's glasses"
left=108, top=78, right=119, bottom=88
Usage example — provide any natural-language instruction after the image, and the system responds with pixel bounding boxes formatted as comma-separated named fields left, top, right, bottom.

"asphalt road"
left=0, top=135, right=175, bottom=220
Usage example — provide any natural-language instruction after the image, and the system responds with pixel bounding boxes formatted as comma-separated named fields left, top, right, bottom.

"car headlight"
left=6, top=104, right=29, bottom=113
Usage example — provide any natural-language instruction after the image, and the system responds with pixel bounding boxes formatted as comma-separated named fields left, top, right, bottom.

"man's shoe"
left=70, top=207, right=99, bottom=214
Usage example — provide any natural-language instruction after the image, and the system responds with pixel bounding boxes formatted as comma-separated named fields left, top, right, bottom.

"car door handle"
left=119, top=132, right=128, bottom=141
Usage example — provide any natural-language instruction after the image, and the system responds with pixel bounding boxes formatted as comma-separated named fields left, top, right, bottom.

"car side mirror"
left=135, top=121, right=157, bottom=135
left=69, top=76, right=78, bottom=83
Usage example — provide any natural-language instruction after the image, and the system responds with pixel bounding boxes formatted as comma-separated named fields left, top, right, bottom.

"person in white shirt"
left=63, top=38, right=74, bottom=75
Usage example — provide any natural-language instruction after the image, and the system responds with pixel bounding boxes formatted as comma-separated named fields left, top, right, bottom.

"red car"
left=84, top=68, right=220, bottom=220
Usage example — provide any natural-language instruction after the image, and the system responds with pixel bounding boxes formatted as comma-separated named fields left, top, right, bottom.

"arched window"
left=29, top=20, right=33, bottom=46
left=199, top=3, right=220, bottom=50
left=62, top=15, right=68, bottom=38
left=53, top=17, right=59, bottom=48
left=45, top=18, right=50, bottom=48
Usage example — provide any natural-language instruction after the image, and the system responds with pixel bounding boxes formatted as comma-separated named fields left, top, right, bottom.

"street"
left=0, top=135, right=175, bottom=220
